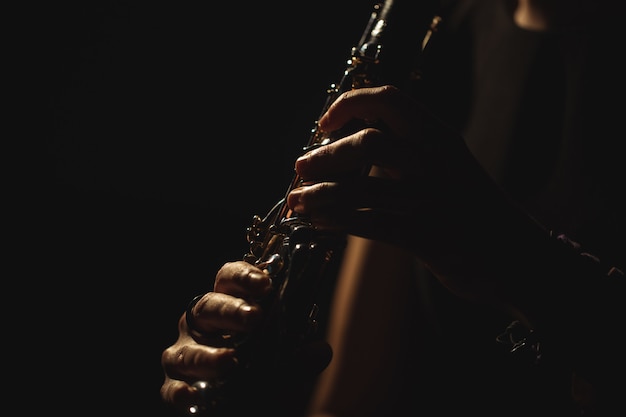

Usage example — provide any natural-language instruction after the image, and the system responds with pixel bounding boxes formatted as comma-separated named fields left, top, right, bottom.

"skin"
left=160, top=262, right=270, bottom=410
left=161, top=1, right=619, bottom=414
left=288, top=85, right=552, bottom=310
left=161, top=85, right=556, bottom=415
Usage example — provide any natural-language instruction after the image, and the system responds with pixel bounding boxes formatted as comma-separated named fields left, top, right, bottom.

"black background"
left=34, top=1, right=370, bottom=416
left=25, top=1, right=626, bottom=415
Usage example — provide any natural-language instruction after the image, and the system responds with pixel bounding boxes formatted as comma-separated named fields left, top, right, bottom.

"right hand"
left=160, top=261, right=332, bottom=416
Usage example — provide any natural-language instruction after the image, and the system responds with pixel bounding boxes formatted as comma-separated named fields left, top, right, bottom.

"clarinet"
left=188, top=1, right=442, bottom=414
left=241, top=0, right=394, bottom=355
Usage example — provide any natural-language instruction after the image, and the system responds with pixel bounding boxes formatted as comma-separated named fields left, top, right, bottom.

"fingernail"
left=318, top=114, right=329, bottom=129
left=240, top=304, right=262, bottom=325
left=297, top=145, right=322, bottom=163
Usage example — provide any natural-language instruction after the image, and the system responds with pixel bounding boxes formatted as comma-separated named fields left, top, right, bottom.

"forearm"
left=308, top=235, right=421, bottom=416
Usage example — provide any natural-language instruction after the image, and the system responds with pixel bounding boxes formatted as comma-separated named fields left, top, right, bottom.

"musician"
left=160, top=0, right=625, bottom=415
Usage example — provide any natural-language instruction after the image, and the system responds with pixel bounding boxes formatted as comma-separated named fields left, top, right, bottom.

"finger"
left=288, top=176, right=430, bottom=218
left=186, top=292, right=263, bottom=335
left=287, top=180, right=457, bottom=252
left=318, top=85, right=421, bottom=138
left=160, top=378, right=203, bottom=414
left=214, top=261, right=273, bottom=299
left=161, top=337, right=239, bottom=383
left=295, top=128, right=415, bottom=181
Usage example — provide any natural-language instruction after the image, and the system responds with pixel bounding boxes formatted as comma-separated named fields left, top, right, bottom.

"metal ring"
left=186, top=294, right=210, bottom=339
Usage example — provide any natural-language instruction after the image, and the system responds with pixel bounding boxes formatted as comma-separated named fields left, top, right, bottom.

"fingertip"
left=238, top=303, right=264, bottom=327
left=162, top=379, right=203, bottom=413
left=317, top=113, right=329, bottom=130
left=247, top=270, right=273, bottom=294
left=287, top=188, right=305, bottom=214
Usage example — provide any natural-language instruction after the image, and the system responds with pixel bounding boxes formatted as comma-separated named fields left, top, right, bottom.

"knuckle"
left=377, top=84, right=399, bottom=96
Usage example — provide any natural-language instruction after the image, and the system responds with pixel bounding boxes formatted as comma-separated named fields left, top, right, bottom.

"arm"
left=308, top=235, right=422, bottom=416
left=288, top=85, right=625, bottom=414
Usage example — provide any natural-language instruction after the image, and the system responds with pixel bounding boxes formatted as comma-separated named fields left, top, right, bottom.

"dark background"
left=34, top=1, right=370, bottom=415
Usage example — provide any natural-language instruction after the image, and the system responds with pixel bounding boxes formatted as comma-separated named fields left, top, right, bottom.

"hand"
left=160, top=261, right=332, bottom=416
left=160, top=261, right=269, bottom=414
left=289, top=85, right=482, bottom=248
left=287, top=85, right=532, bottom=301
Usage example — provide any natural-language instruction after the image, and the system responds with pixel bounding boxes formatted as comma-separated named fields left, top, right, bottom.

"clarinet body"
left=241, top=0, right=394, bottom=358
left=188, top=1, right=440, bottom=414
left=240, top=0, right=398, bottom=368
